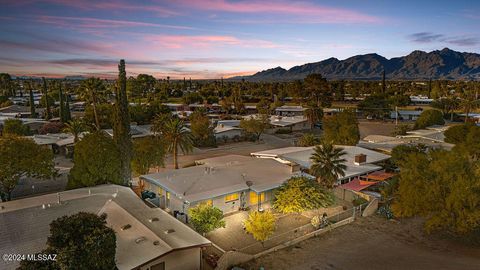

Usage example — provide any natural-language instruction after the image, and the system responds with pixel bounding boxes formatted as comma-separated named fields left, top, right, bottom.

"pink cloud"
left=8, top=0, right=179, bottom=17
left=145, top=34, right=279, bottom=49
left=36, top=15, right=193, bottom=30
left=175, top=0, right=381, bottom=24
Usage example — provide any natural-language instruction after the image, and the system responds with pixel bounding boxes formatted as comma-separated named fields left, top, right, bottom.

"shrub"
left=39, top=122, right=64, bottom=134
left=188, top=203, right=226, bottom=234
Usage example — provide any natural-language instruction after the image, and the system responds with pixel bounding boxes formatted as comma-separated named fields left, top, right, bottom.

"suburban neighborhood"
left=1, top=1, right=480, bottom=270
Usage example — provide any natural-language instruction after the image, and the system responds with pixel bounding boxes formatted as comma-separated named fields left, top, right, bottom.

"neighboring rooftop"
left=274, top=105, right=305, bottom=112
left=0, top=185, right=210, bottom=270
left=141, top=155, right=295, bottom=203
left=269, top=115, right=308, bottom=127
left=251, top=146, right=390, bottom=180
left=103, top=124, right=152, bottom=138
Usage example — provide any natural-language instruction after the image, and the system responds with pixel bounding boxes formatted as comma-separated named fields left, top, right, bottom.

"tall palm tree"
left=79, top=78, right=106, bottom=130
left=63, top=119, right=86, bottom=143
left=152, top=115, right=193, bottom=169
left=303, top=102, right=323, bottom=129
left=310, top=141, right=347, bottom=188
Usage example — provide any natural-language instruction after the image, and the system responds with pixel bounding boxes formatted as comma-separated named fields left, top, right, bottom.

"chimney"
left=354, top=154, right=367, bottom=165
left=290, top=163, right=301, bottom=173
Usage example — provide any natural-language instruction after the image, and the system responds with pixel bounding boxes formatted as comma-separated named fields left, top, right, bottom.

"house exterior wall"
left=139, top=247, right=201, bottom=270
left=214, top=129, right=242, bottom=140
left=142, top=179, right=278, bottom=217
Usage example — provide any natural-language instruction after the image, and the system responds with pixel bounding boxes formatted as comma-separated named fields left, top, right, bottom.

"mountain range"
left=235, top=48, right=480, bottom=81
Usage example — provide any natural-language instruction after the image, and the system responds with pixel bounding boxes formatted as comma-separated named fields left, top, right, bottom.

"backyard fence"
left=237, top=204, right=367, bottom=255
left=209, top=203, right=371, bottom=270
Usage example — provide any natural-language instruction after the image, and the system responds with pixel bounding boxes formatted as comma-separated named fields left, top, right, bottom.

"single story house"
left=359, top=134, right=454, bottom=153
left=0, top=105, right=44, bottom=118
left=269, top=115, right=309, bottom=131
left=251, top=145, right=390, bottom=184
left=390, top=110, right=423, bottom=121
left=399, top=125, right=449, bottom=143
left=162, top=103, right=187, bottom=112
left=274, top=105, right=305, bottom=116
left=140, top=155, right=298, bottom=215
left=216, top=119, right=241, bottom=127
left=214, top=124, right=242, bottom=141
left=0, top=185, right=211, bottom=270
left=410, top=95, right=433, bottom=105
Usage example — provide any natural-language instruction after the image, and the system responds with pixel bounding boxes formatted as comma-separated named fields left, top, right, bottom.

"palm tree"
left=152, top=115, right=193, bottom=169
left=298, top=133, right=318, bottom=147
left=63, top=119, right=86, bottom=143
left=79, top=78, right=106, bottom=130
left=310, top=141, right=347, bottom=188
left=303, top=102, right=323, bottom=129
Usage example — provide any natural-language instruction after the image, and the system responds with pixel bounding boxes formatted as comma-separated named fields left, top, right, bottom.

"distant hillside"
left=234, top=48, right=480, bottom=81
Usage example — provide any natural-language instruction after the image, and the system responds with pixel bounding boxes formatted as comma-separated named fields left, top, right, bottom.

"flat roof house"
left=269, top=115, right=309, bottom=131
left=274, top=105, right=305, bottom=116
left=140, top=155, right=297, bottom=215
left=214, top=124, right=242, bottom=141
left=0, top=185, right=210, bottom=270
left=251, top=145, right=390, bottom=184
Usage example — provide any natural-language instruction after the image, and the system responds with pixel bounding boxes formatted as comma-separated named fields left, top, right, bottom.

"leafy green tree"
left=444, top=124, right=478, bottom=144
left=358, top=94, right=390, bottom=119
left=414, top=109, right=445, bottom=129
left=256, top=98, right=271, bottom=115
left=68, top=132, right=122, bottom=189
left=113, top=60, right=133, bottom=185
left=79, top=78, right=107, bottom=130
left=303, top=102, right=323, bottom=129
left=0, top=136, right=55, bottom=201
left=304, top=74, right=332, bottom=107
left=310, top=142, right=347, bottom=188
left=322, top=109, right=359, bottom=145
left=85, top=103, right=113, bottom=129
left=390, top=144, right=427, bottom=167
left=19, top=212, right=116, bottom=270
left=460, top=94, right=480, bottom=123
left=391, top=123, right=412, bottom=136
left=297, top=133, right=319, bottom=147
left=132, top=137, right=166, bottom=175
left=244, top=210, right=276, bottom=245
left=388, top=94, right=411, bottom=107
left=392, top=149, right=480, bottom=235
left=190, top=110, right=215, bottom=147
left=188, top=203, right=226, bottom=234
left=431, top=97, right=460, bottom=120
left=152, top=115, right=193, bottom=169
left=239, top=115, right=269, bottom=141
left=0, top=73, right=13, bottom=97
left=273, top=177, right=334, bottom=214
left=182, top=92, right=203, bottom=104
left=2, top=119, right=30, bottom=136
left=63, top=119, right=86, bottom=143
left=27, top=82, right=37, bottom=118
left=41, top=77, right=52, bottom=120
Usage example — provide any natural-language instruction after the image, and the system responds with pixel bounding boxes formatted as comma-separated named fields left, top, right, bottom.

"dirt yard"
left=358, top=120, right=397, bottom=138
left=241, top=215, right=480, bottom=270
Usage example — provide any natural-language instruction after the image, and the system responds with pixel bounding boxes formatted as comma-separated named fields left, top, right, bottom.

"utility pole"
left=395, top=106, right=398, bottom=126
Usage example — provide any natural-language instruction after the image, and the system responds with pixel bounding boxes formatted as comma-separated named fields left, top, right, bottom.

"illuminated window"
left=157, top=186, right=164, bottom=195
left=250, top=191, right=265, bottom=205
left=166, top=192, right=171, bottom=200
left=225, top=193, right=239, bottom=202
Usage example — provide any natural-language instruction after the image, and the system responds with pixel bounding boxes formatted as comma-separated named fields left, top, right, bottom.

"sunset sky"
left=1, top=0, right=479, bottom=79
